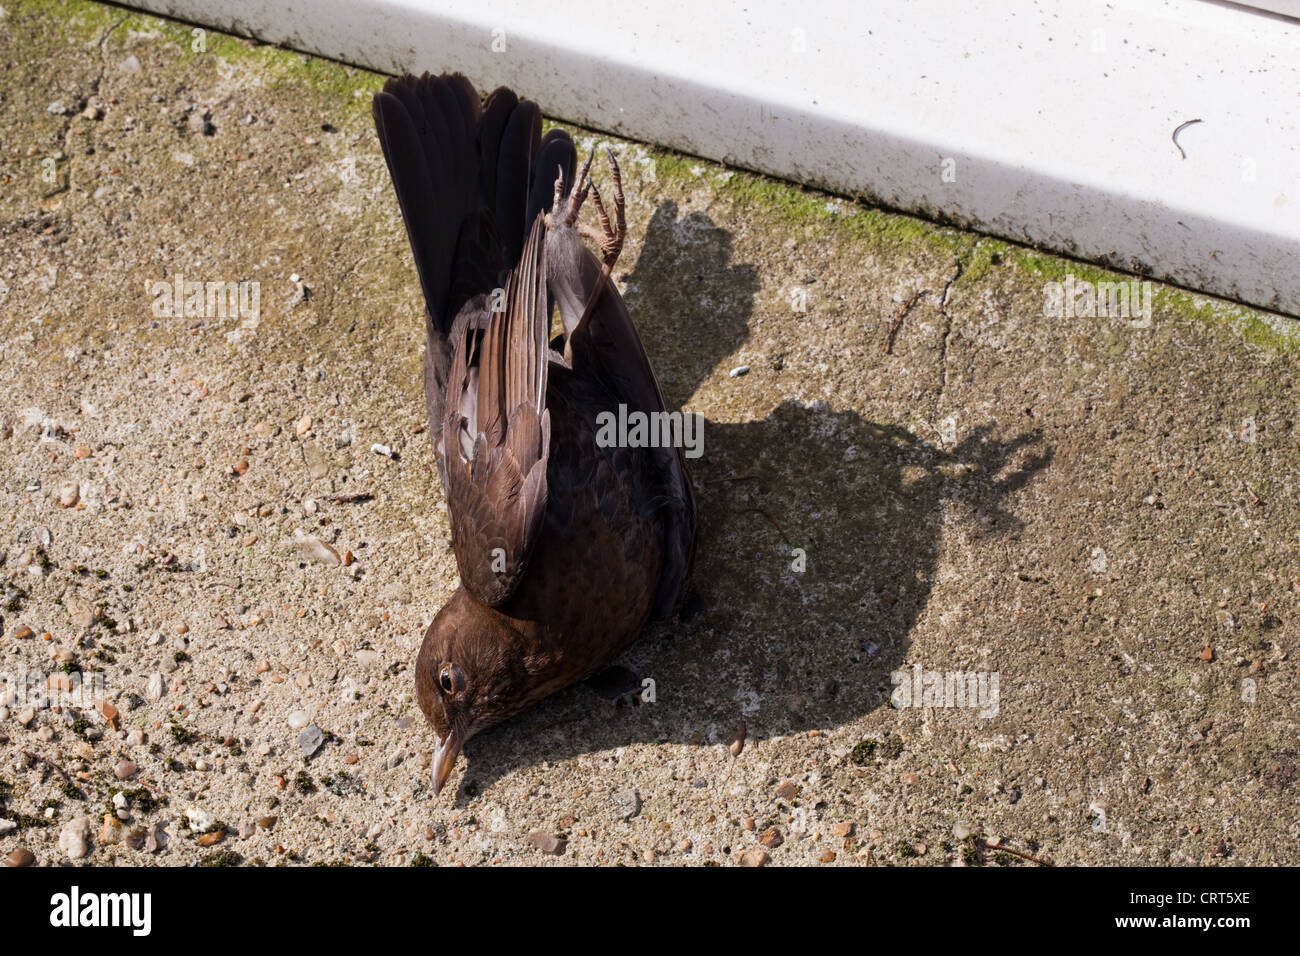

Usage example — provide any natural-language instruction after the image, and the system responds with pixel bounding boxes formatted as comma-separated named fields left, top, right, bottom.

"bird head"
left=415, top=589, right=528, bottom=795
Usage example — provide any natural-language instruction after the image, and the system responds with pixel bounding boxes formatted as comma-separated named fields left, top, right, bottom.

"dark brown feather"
left=374, top=73, right=697, bottom=786
left=442, top=214, right=551, bottom=606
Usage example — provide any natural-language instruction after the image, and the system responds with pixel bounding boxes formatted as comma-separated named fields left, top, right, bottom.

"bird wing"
left=441, top=213, right=552, bottom=607
left=371, top=73, right=575, bottom=457
left=544, top=226, right=698, bottom=619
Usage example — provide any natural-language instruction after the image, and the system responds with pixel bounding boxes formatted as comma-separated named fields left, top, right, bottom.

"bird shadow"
left=449, top=201, right=1053, bottom=802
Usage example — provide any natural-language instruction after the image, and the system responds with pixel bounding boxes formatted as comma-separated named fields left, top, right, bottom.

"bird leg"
left=580, top=148, right=626, bottom=273
left=548, top=149, right=628, bottom=355
left=545, top=148, right=625, bottom=276
left=565, top=150, right=627, bottom=347
left=547, top=150, right=593, bottom=229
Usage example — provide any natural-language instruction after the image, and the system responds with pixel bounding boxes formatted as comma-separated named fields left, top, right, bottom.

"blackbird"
left=372, top=73, right=697, bottom=795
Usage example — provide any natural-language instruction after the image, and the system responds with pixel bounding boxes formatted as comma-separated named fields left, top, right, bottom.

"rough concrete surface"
left=0, top=0, right=1296, bottom=867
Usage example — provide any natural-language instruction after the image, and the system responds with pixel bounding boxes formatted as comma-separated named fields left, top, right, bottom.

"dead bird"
left=372, top=73, right=696, bottom=794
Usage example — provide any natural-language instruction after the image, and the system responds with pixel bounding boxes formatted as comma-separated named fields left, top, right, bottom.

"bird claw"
left=583, top=148, right=625, bottom=270
left=547, top=149, right=593, bottom=229
left=547, top=147, right=625, bottom=272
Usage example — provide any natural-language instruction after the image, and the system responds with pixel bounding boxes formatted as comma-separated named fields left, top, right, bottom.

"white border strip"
left=124, top=0, right=1300, bottom=316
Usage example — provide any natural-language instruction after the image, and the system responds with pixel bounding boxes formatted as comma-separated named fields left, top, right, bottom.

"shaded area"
left=456, top=204, right=1052, bottom=795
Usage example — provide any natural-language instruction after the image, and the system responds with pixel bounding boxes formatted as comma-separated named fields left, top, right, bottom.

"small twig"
left=982, top=839, right=1055, bottom=867
left=322, top=492, right=374, bottom=504
left=22, top=749, right=75, bottom=788
left=1243, top=481, right=1262, bottom=507
left=739, top=507, right=793, bottom=547
left=883, top=290, right=925, bottom=355
left=700, top=473, right=761, bottom=486
left=1171, top=119, right=1203, bottom=160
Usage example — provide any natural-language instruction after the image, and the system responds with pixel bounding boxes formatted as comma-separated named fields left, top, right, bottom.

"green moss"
left=198, top=850, right=242, bottom=867
left=898, top=840, right=917, bottom=859
left=1160, top=289, right=1299, bottom=354
left=849, top=740, right=876, bottom=766
left=1006, top=247, right=1298, bottom=353
left=284, top=54, right=384, bottom=105
left=409, top=852, right=434, bottom=867
left=0, top=808, right=51, bottom=830
left=3, top=582, right=28, bottom=612
left=645, top=150, right=970, bottom=259
left=169, top=724, right=198, bottom=745
left=320, top=772, right=362, bottom=797
left=22, top=0, right=381, bottom=118
left=16, top=0, right=122, bottom=36
left=111, top=787, right=168, bottom=815
left=295, top=770, right=317, bottom=794
left=959, top=239, right=1010, bottom=284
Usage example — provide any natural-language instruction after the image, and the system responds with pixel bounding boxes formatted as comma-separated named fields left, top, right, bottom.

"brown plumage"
left=372, top=73, right=696, bottom=794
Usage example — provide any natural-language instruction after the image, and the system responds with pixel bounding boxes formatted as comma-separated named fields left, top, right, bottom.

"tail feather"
left=373, top=72, right=576, bottom=447
left=372, top=73, right=480, bottom=332
left=373, top=73, right=575, bottom=330
left=493, top=100, right=541, bottom=266
left=477, top=88, right=518, bottom=213
left=528, top=129, right=578, bottom=228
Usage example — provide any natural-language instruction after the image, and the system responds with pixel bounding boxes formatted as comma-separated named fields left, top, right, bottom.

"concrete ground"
left=0, top=0, right=1296, bottom=867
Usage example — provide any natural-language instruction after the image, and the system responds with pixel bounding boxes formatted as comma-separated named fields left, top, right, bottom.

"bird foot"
left=548, top=150, right=592, bottom=229
left=581, top=149, right=625, bottom=272
left=547, top=147, right=625, bottom=272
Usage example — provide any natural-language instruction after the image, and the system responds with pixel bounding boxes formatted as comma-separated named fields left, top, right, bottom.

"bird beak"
left=431, top=729, right=463, bottom=796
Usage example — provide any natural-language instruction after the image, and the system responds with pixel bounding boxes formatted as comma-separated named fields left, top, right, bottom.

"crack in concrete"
left=92, top=17, right=128, bottom=92
left=935, top=253, right=964, bottom=407
left=49, top=17, right=126, bottom=199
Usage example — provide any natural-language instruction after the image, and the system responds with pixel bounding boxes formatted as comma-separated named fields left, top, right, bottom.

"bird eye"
left=438, top=663, right=465, bottom=695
